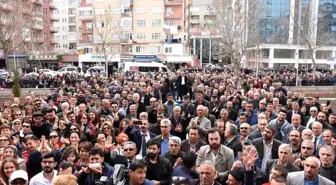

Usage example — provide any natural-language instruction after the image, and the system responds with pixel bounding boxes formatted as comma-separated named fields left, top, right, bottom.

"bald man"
left=287, top=156, right=334, bottom=185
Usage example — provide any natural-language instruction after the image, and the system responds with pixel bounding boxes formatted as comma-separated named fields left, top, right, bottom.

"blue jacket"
left=172, top=166, right=199, bottom=181
left=78, top=163, right=114, bottom=185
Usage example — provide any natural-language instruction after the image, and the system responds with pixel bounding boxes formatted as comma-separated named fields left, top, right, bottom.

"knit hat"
left=229, top=168, right=245, bottom=182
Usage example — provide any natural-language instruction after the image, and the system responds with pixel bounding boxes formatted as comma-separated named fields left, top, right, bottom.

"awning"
left=166, top=55, right=193, bottom=63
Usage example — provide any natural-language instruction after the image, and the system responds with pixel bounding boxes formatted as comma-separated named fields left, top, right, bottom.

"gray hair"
left=226, top=124, right=238, bottom=136
left=169, top=136, right=181, bottom=146
left=173, top=106, right=181, bottom=112
left=139, top=112, right=148, bottom=119
left=200, top=160, right=216, bottom=171
left=214, top=119, right=224, bottom=127
left=279, top=144, right=292, bottom=154
left=319, top=145, right=335, bottom=157
left=61, top=102, right=69, bottom=109
left=124, top=141, right=137, bottom=149
left=160, top=119, right=171, bottom=126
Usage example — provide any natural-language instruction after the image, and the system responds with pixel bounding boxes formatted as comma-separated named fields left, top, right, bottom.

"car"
left=57, top=66, right=79, bottom=75
left=38, top=69, right=57, bottom=77
left=85, top=66, right=106, bottom=77
left=24, top=72, right=39, bottom=78
left=122, top=62, right=170, bottom=73
left=0, top=69, right=8, bottom=79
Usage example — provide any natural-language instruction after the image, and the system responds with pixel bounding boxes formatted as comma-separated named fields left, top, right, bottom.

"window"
left=165, top=47, right=172, bottom=53
left=136, top=20, right=146, bottom=27
left=122, top=19, right=132, bottom=27
left=332, top=13, right=336, bottom=19
left=152, top=19, right=161, bottom=27
left=55, top=27, right=60, bottom=31
left=151, top=46, right=160, bottom=53
left=136, top=8, right=146, bottom=14
left=166, top=20, right=173, bottom=26
left=125, top=33, right=132, bottom=40
left=43, top=8, right=48, bottom=14
left=166, top=7, right=174, bottom=15
left=62, top=27, right=67, bottom=32
left=137, top=33, right=146, bottom=39
left=62, top=35, right=67, bottom=39
left=112, top=8, right=121, bottom=14
left=139, top=67, right=159, bottom=72
left=136, top=46, right=145, bottom=53
left=331, top=26, right=336, bottom=32
left=152, top=33, right=161, bottom=40
left=63, top=44, right=68, bottom=48
left=152, top=7, right=162, bottom=13
left=62, top=18, right=67, bottom=23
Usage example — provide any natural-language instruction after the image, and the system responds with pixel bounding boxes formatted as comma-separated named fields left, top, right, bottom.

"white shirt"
left=262, top=140, right=273, bottom=171
left=306, top=116, right=316, bottom=128
left=140, top=131, right=150, bottom=155
left=181, top=76, right=185, bottom=85
left=29, top=170, right=57, bottom=185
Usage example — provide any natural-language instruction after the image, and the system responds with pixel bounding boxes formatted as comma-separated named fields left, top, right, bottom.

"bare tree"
left=0, top=0, right=35, bottom=71
left=205, top=0, right=258, bottom=68
left=288, top=0, right=334, bottom=77
left=93, top=6, right=121, bottom=77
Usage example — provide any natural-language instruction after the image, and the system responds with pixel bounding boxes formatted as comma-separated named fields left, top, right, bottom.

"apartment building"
left=53, top=0, right=78, bottom=54
left=0, top=0, right=58, bottom=71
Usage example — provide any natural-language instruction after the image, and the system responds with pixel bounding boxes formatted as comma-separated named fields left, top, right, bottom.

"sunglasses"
left=23, top=125, right=30, bottom=128
left=49, top=135, right=58, bottom=138
left=13, top=122, right=21, bottom=125
left=160, top=126, right=168, bottom=128
left=124, top=148, right=134, bottom=152
left=240, top=127, right=249, bottom=130
left=35, top=103, right=41, bottom=106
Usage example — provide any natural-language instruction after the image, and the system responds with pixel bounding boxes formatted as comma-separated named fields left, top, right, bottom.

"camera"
left=172, top=176, right=189, bottom=185
left=94, top=164, right=128, bottom=185
left=134, top=120, right=142, bottom=125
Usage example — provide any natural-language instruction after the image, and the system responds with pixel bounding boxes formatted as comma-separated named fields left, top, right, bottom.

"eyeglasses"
left=13, top=122, right=20, bottom=125
left=124, top=148, right=134, bottom=152
left=0, top=139, right=8, bottom=142
left=49, top=135, right=58, bottom=138
left=160, top=126, right=168, bottom=128
left=301, top=146, right=313, bottom=150
left=240, top=127, right=249, bottom=130
left=35, top=103, right=41, bottom=106
left=23, top=125, right=30, bottom=128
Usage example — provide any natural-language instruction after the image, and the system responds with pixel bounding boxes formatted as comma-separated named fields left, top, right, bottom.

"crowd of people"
left=0, top=69, right=335, bottom=185
left=0, top=67, right=336, bottom=88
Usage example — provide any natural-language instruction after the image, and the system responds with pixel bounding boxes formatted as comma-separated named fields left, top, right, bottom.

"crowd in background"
left=0, top=69, right=335, bottom=185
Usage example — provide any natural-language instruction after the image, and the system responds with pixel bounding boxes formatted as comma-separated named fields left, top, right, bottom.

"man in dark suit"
left=265, top=144, right=300, bottom=177
left=189, top=161, right=221, bottom=185
left=169, top=106, right=188, bottom=140
left=177, top=71, right=188, bottom=100
left=180, top=95, right=196, bottom=121
left=193, top=91, right=210, bottom=110
left=253, top=124, right=282, bottom=171
left=110, top=101, right=125, bottom=129
left=130, top=93, right=146, bottom=115
left=223, top=124, right=242, bottom=157
left=284, top=114, right=306, bottom=142
left=181, top=126, right=206, bottom=153
left=286, top=101, right=303, bottom=123
left=125, top=119, right=157, bottom=157
left=110, top=141, right=138, bottom=168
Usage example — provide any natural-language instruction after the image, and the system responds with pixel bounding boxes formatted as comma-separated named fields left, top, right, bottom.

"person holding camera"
left=77, top=147, right=114, bottom=185
left=128, top=160, right=155, bottom=185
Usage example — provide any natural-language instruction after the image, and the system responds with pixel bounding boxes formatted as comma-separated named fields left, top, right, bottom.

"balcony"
left=50, top=26, right=58, bottom=33
left=68, top=21, right=76, bottom=25
left=79, top=40, right=93, bottom=44
left=165, top=13, right=182, bottom=19
left=190, top=19, right=200, bottom=24
left=164, top=0, right=182, bottom=6
left=78, top=14, right=93, bottom=20
left=165, top=38, right=182, bottom=44
left=80, top=27, right=93, bottom=33
left=32, top=24, right=43, bottom=30
left=121, top=39, right=132, bottom=44
left=68, top=13, right=76, bottom=17
left=50, top=39, right=57, bottom=44
left=49, top=3, right=57, bottom=10
left=121, top=12, right=132, bottom=17
left=50, top=16, right=58, bottom=21
left=32, top=0, right=43, bottom=5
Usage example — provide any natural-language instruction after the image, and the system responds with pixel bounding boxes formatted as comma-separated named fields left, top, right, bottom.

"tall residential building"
left=0, top=0, right=58, bottom=71
left=53, top=0, right=78, bottom=54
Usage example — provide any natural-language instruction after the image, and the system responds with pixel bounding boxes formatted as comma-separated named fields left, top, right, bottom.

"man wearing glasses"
left=30, top=152, right=57, bottom=185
